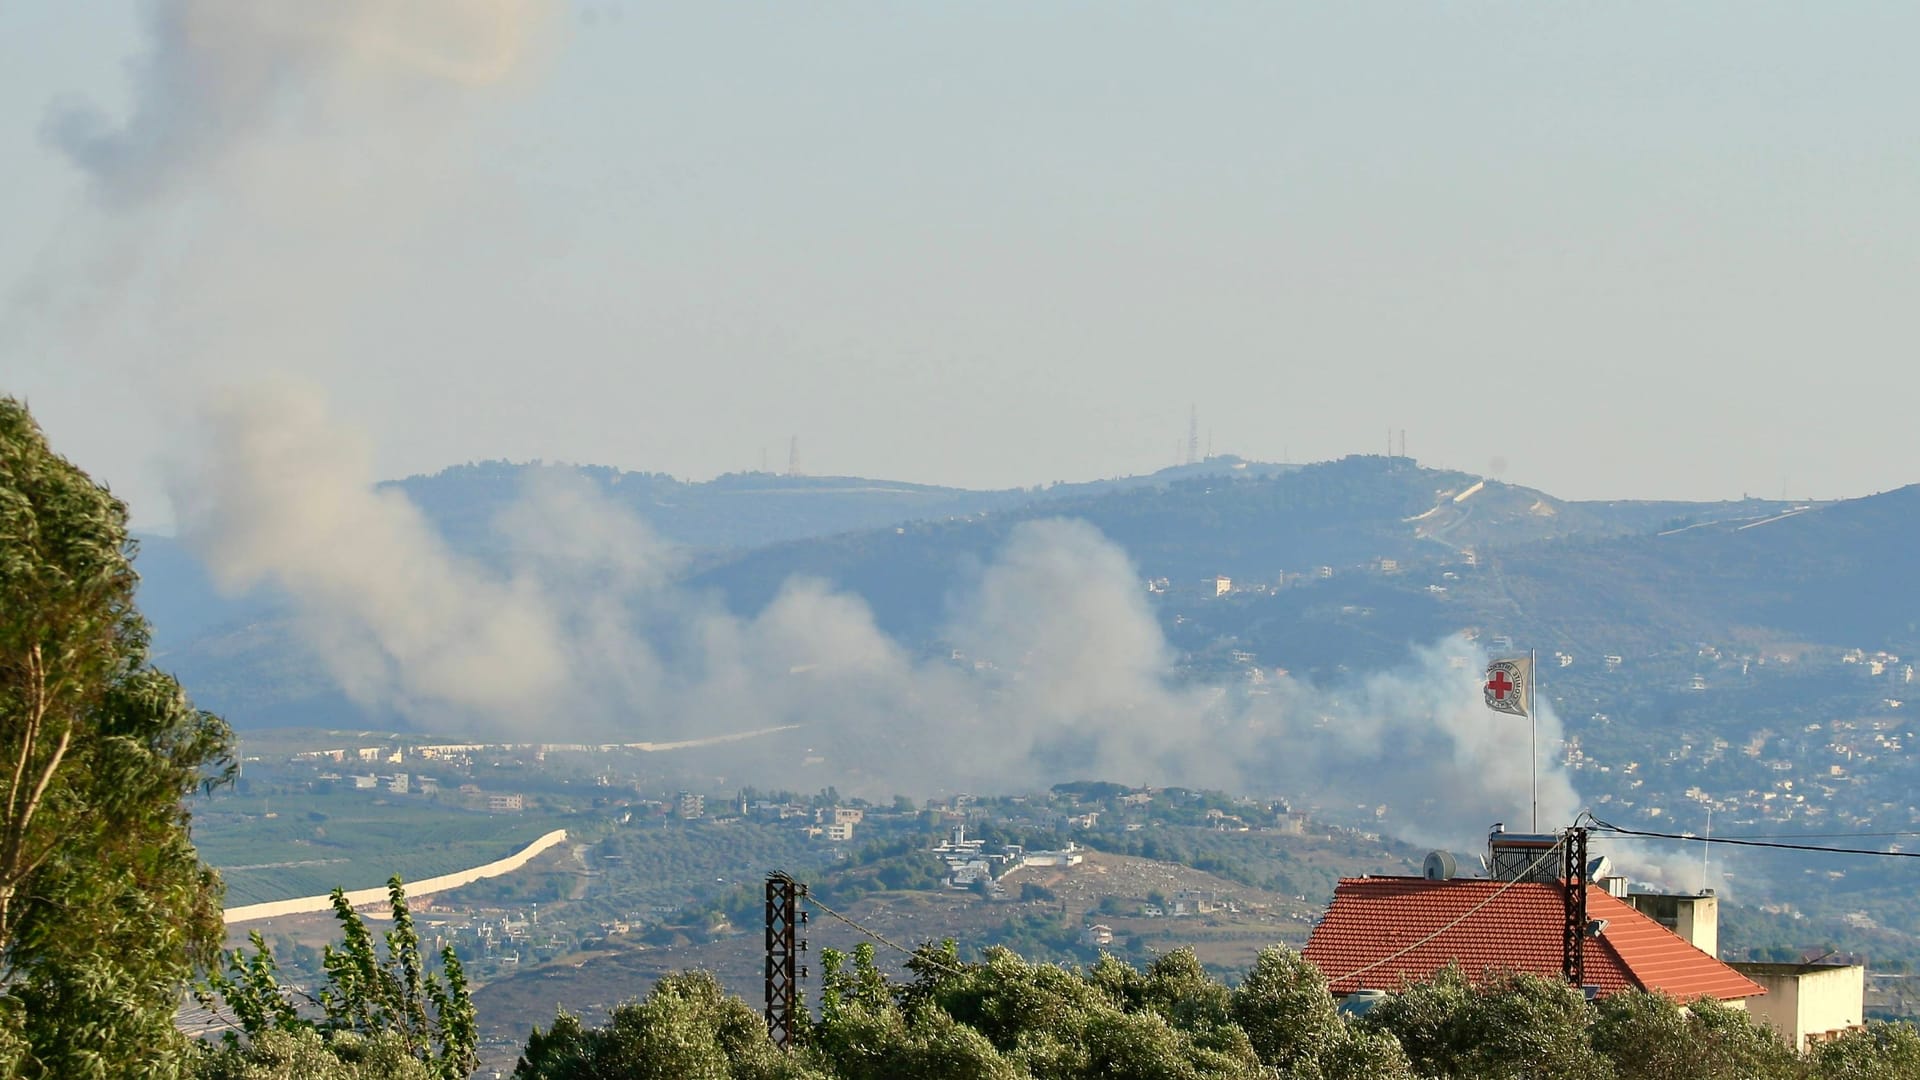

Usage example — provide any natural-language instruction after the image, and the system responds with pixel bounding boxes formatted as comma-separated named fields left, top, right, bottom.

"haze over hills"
left=683, top=455, right=1803, bottom=642
left=139, top=452, right=1858, bottom=737
left=140, top=447, right=1920, bottom=977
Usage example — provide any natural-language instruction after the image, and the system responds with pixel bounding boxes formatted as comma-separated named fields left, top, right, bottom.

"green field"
left=192, top=792, right=568, bottom=906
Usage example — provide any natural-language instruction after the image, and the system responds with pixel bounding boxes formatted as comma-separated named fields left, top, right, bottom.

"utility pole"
left=765, top=872, right=807, bottom=1048
left=1561, top=826, right=1589, bottom=987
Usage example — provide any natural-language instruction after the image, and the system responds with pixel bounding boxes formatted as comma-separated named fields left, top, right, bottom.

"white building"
left=1730, top=962, right=1866, bottom=1051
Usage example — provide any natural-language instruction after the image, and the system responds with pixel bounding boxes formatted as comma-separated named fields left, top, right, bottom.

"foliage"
left=1228, top=945, right=1345, bottom=1073
left=1812, top=1021, right=1920, bottom=1079
left=1591, top=990, right=1798, bottom=1080
left=203, top=877, right=477, bottom=1079
left=192, top=1029, right=435, bottom=1080
left=0, top=397, right=235, bottom=1076
left=1360, top=966, right=1611, bottom=1080
left=503, top=936, right=1920, bottom=1080
left=515, top=970, right=801, bottom=1080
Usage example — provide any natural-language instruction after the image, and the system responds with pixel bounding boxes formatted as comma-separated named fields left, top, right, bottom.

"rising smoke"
left=44, top=0, right=549, bottom=208
left=174, top=384, right=1582, bottom=852
left=53, top=0, right=1586, bottom=857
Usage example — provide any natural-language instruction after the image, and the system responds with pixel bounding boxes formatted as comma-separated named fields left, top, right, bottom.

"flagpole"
left=1531, top=646, right=1538, bottom=833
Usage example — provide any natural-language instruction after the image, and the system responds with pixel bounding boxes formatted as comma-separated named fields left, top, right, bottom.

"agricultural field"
left=193, top=790, right=570, bottom=905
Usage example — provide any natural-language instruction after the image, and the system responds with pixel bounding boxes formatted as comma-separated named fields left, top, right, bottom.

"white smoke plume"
left=44, top=0, right=550, bottom=208
left=176, top=382, right=571, bottom=723
left=52, top=0, right=1584, bottom=855
left=19, top=0, right=559, bottom=485
left=173, top=385, right=1581, bottom=851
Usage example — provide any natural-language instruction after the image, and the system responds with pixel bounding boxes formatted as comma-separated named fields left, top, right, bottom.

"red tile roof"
left=1303, top=877, right=1765, bottom=1002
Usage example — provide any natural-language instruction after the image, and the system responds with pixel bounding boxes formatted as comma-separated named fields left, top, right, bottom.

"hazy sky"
left=4, top=2, right=1916, bottom=528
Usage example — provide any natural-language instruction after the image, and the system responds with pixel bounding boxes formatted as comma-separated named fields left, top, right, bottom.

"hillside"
left=463, top=839, right=1418, bottom=1066
left=686, top=456, right=1786, bottom=640
left=135, top=454, right=1823, bottom=730
left=1463, top=485, right=1920, bottom=656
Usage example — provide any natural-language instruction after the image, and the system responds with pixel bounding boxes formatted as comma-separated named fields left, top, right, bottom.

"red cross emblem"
left=1486, top=670, right=1515, bottom=700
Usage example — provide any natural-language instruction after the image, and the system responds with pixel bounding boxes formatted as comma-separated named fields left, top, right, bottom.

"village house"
left=1301, top=828, right=1867, bottom=1051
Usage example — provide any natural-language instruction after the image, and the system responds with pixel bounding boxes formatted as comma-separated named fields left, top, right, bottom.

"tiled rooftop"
left=1303, top=876, right=1764, bottom=1002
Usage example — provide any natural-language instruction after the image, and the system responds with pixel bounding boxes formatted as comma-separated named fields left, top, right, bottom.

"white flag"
left=1484, top=656, right=1532, bottom=717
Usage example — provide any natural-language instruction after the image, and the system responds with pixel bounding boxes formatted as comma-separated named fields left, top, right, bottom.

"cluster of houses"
left=929, top=824, right=1083, bottom=894
left=1144, top=567, right=1342, bottom=600
left=733, top=798, right=865, bottom=841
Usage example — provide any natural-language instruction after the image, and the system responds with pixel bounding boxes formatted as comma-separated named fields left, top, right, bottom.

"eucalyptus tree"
left=0, top=397, right=235, bottom=1074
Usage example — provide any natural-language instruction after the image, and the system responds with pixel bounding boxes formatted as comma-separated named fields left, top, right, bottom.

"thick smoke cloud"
left=175, top=384, right=573, bottom=720
left=58, top=0, right=1589, bottom=856
left=174, top=386, right=1582, bottom=852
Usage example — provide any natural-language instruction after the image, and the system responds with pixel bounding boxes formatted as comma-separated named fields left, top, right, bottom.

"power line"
left=1637, top=829, right=1920, bottom=841
left=1586, top=817, right=1920, bottom=859
left=803, top=893, right=967, bottom=977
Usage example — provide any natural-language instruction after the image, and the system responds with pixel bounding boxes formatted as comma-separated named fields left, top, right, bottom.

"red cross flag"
left=1484, top=656, right=1532, bottom=718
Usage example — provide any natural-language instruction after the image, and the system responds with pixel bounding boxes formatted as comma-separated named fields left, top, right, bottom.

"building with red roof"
left=1304, top=875, right=1765, bottom=1003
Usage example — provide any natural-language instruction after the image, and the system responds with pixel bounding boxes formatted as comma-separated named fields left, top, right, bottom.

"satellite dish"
left=1423, top=850, right=1458, bottom=881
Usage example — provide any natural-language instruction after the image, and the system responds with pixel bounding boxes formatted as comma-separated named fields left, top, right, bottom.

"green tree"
left=1360, top=966, right=1610, bottom=1080
left=1228, top=946, right=1340, bottom=1072
left=1812, top=1021, right=1920, bottom=1080
left=1591, top=990, right=1799, bottom=1080
left=193, top=1029, right=436, bottom=1080
left=0, top=397, right=235, bottom=1075
left=516, top=969, right=805, bottom=1080
left=206, top=877, right=478, bottom=1080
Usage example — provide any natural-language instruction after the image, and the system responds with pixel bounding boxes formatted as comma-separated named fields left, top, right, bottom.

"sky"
left=4, top=2, right=1918, bottom=529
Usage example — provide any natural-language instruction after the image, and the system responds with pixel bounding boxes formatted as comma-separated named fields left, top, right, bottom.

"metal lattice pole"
left=765, top=872, right=807, bottom=1048
left=1562, top=827, right=1589, bottom=988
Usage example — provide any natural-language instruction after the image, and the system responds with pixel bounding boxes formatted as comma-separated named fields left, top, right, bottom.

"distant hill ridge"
left=134, top=452, right=1911, bottom=734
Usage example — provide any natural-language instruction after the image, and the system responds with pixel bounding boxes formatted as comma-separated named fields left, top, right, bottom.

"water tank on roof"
left=1422, top=850, right=1458, bottom=881
left=1338, top=989, right=1390, bottom=1017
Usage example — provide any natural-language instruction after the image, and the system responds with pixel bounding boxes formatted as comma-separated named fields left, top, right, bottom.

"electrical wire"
left=803, top=893, right=969, bottom=976
left=1608, top=827, right=1920, bottom=841
left=1586, top=817, right=1920, bottom=859
left=1319, top=837, right=1568, bottom=988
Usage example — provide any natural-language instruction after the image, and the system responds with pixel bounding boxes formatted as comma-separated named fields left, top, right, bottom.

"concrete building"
left=1730, top=962, right=1867, bottom=1051
left=1020, top=844, right=1084, bottom=868
left=488, top=793, right=525, bottom=812
left=1623, top=891, right=1718, bottom=957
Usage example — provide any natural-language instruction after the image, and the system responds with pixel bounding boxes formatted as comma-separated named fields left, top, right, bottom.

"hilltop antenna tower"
left=787, top=436, right=800, bottom=478
left=1187, top=406, right=1199, bottom=465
